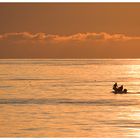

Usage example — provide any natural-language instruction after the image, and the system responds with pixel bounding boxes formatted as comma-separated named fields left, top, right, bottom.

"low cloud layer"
left=0, top=32, right=140, bottom=58
left=1, top=32, right=140, bottom=43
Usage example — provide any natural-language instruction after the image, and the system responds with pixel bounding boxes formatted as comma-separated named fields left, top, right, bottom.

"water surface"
left=0, top=59, right=140, bottom=137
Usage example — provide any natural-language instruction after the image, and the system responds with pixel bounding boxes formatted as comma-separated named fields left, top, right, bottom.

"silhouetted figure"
left=123, top=89, right=127, bottom=93
left=113, top=83, right=118, bottom=91
left=113, top=83, right=127, bottom=94
left=118, top=85, right=123, bottom=92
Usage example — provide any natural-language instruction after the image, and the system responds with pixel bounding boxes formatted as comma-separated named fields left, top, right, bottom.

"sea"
left=0, top=59, right=140, bottom=137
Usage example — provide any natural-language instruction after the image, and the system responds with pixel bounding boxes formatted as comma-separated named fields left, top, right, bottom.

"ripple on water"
left=0, top=98, right=138, bottom=106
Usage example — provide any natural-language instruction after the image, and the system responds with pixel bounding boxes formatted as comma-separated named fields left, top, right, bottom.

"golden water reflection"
left=0, top=59, right=140, bottom=137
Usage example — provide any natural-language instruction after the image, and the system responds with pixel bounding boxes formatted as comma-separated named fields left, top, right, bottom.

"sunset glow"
left=1, top=3, right=140, bottom=138
left=1, top=3, right=140, bottom=58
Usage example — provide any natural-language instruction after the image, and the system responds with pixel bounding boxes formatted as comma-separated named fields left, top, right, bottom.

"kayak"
left=112, top=89, right=127, bottom=94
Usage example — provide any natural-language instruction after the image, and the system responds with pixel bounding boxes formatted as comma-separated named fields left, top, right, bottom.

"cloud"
left=0, top=32, right=46, bottom=41
left=0, top=32, right=140, bottom=44
left=41, top=32, right=140, bottom=42
left=1, top=32, right=140, bottom=58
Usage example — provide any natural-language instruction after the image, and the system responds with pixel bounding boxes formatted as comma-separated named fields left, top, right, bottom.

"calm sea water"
left=0, top=59, right=140, bottom=137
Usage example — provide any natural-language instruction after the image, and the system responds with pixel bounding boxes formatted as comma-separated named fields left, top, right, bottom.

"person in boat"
left=123, top=88, right=127, bottom=93
left=113, top=83, right=127, bottom=93
left=118, top=85, right=123, bottom=92
left=113, top=83, right=118, bottom=91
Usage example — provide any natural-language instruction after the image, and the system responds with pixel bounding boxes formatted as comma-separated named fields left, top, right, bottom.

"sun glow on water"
left=0, top=59, right=140, bottom=137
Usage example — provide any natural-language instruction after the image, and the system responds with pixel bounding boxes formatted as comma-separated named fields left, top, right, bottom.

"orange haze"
left=0, top=3, right=140, bottom=58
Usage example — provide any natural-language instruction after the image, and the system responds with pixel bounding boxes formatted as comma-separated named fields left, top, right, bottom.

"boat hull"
left=112, top=91, right=127, bottom=94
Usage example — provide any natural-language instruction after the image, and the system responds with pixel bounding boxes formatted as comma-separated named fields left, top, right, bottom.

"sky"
left=1, top=3, right=140, bottom=58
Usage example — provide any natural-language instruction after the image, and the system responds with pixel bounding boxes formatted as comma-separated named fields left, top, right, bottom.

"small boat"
left=113, top=89, right=127, bottom=94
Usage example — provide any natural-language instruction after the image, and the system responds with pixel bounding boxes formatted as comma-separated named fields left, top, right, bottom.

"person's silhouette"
left=118, top=85, right=123, bottom=92
left=113, top=83, right=118, bottom=91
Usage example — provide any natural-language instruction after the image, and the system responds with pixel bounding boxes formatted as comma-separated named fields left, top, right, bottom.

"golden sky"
left=1, top=3, right=140, bottom=58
